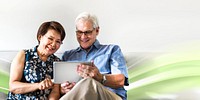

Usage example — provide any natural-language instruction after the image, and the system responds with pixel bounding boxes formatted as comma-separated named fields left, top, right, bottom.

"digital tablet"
left=53, top=61, right=91, bottom=84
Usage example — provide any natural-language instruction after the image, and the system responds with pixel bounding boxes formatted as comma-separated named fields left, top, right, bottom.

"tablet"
left=53, top=61, right=91, bottom=84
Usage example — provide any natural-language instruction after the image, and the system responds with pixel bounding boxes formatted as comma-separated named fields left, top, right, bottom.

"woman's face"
left=38, top=29, right=62, bottom=56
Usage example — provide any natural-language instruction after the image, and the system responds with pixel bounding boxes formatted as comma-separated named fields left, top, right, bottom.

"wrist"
left=101, top=74, right=107, bottom=85
left=36, top=83, right=41, bottom=90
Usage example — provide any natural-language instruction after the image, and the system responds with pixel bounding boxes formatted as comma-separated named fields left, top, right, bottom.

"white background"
left=0, top=0, right=200, bottom=53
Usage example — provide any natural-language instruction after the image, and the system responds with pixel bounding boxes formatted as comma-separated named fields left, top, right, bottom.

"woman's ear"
left=37, top=35, right=42, bottom=43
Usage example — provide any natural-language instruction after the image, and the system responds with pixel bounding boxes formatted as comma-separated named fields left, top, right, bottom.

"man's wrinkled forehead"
left=76, top=20, right=94, bottom=30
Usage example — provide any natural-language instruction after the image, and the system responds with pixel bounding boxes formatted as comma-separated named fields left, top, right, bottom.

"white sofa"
left=1, top=51, right=200, bottom=100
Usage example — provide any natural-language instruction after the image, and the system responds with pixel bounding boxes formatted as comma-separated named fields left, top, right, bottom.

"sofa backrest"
left=0, top=59, right=10, bottom=73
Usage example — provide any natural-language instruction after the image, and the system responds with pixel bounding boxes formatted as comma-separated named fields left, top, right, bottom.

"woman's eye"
left=48, top=37, right=54, bottom=41
left=56, top=41, right=61, bottom=44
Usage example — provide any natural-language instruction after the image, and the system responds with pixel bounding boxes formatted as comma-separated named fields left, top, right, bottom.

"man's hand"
left=60, top=81, right=76, bottom=94
left=77, top=61, right=103, bottom=82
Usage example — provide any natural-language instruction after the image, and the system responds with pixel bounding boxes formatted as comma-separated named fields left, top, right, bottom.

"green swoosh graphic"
left=0, top=69, right=9, bottom=94
left=127, top=52, right=200, bottom=100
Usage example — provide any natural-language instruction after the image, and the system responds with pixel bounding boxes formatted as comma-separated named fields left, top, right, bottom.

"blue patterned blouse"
left=7, top=45, right=60, bottom=100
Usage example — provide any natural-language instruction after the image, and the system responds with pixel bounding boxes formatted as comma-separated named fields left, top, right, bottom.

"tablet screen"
left=53, top=61, right=91, bottom=84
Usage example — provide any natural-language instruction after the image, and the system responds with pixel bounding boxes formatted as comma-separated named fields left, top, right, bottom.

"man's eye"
left=85, top=31, right=92, bottom=34
left=76, top=31, right=82, bottom=34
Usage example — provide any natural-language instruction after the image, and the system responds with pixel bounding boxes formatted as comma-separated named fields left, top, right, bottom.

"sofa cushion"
left=0, top=92, right=7, bottom=99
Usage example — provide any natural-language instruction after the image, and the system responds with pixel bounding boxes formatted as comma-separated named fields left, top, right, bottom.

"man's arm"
left=98, top=73, right=125, bottom=88
left=77, top=63, right=125, bottom=88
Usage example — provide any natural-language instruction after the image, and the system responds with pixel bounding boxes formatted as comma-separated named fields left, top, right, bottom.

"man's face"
left=76, top=20, right=99, bottom=51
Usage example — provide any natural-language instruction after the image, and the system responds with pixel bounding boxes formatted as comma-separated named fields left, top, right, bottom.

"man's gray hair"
left=75, top=12, right=99, bottom=29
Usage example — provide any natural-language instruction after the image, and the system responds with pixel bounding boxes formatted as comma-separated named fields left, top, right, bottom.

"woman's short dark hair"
left=37, top=21, right=66, bottom=43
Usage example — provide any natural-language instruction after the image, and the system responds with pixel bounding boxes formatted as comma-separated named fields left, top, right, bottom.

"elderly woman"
left=7, top=21, right=66, bottom=100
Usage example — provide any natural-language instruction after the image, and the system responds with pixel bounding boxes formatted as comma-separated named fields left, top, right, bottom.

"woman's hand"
left=38, top=78, right=53, bottom=90
left=60, top=81, right=76, bottom=94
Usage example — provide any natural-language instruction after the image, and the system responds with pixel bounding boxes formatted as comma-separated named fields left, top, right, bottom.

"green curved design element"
left=0, top=69, right=9, bottom=94
left=127, top=52, right=200, bottom=100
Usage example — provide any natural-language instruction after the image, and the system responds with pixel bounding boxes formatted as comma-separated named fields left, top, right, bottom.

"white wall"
left=1, top=0, right=200, bottom=53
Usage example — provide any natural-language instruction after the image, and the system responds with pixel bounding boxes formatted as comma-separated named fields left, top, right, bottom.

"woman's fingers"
left=60, top=82, right=76, bottom=94
left=39, top=78, right=53, bottom=90
left=45, top=78, right=53, bottom=88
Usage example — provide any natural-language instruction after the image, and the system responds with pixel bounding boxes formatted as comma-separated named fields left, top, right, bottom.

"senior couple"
left=7, top=12, right=129, bottom=100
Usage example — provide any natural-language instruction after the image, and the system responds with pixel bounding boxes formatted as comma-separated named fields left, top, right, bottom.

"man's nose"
left=81, top=33, right=87, bottom=38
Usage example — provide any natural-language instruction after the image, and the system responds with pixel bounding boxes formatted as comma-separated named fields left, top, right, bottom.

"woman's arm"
left=48, top=84, right=60, bottom=100
left=9, top=50, right=54, bottom=94
left=9, top=50, right=41, bottom=94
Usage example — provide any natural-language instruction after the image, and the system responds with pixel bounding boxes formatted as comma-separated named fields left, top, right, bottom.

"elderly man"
left=60, top=12, right=129, bottom=100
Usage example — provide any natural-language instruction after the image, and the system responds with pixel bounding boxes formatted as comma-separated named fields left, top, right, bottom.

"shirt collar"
left=76, top=39, right=101, bottom=52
